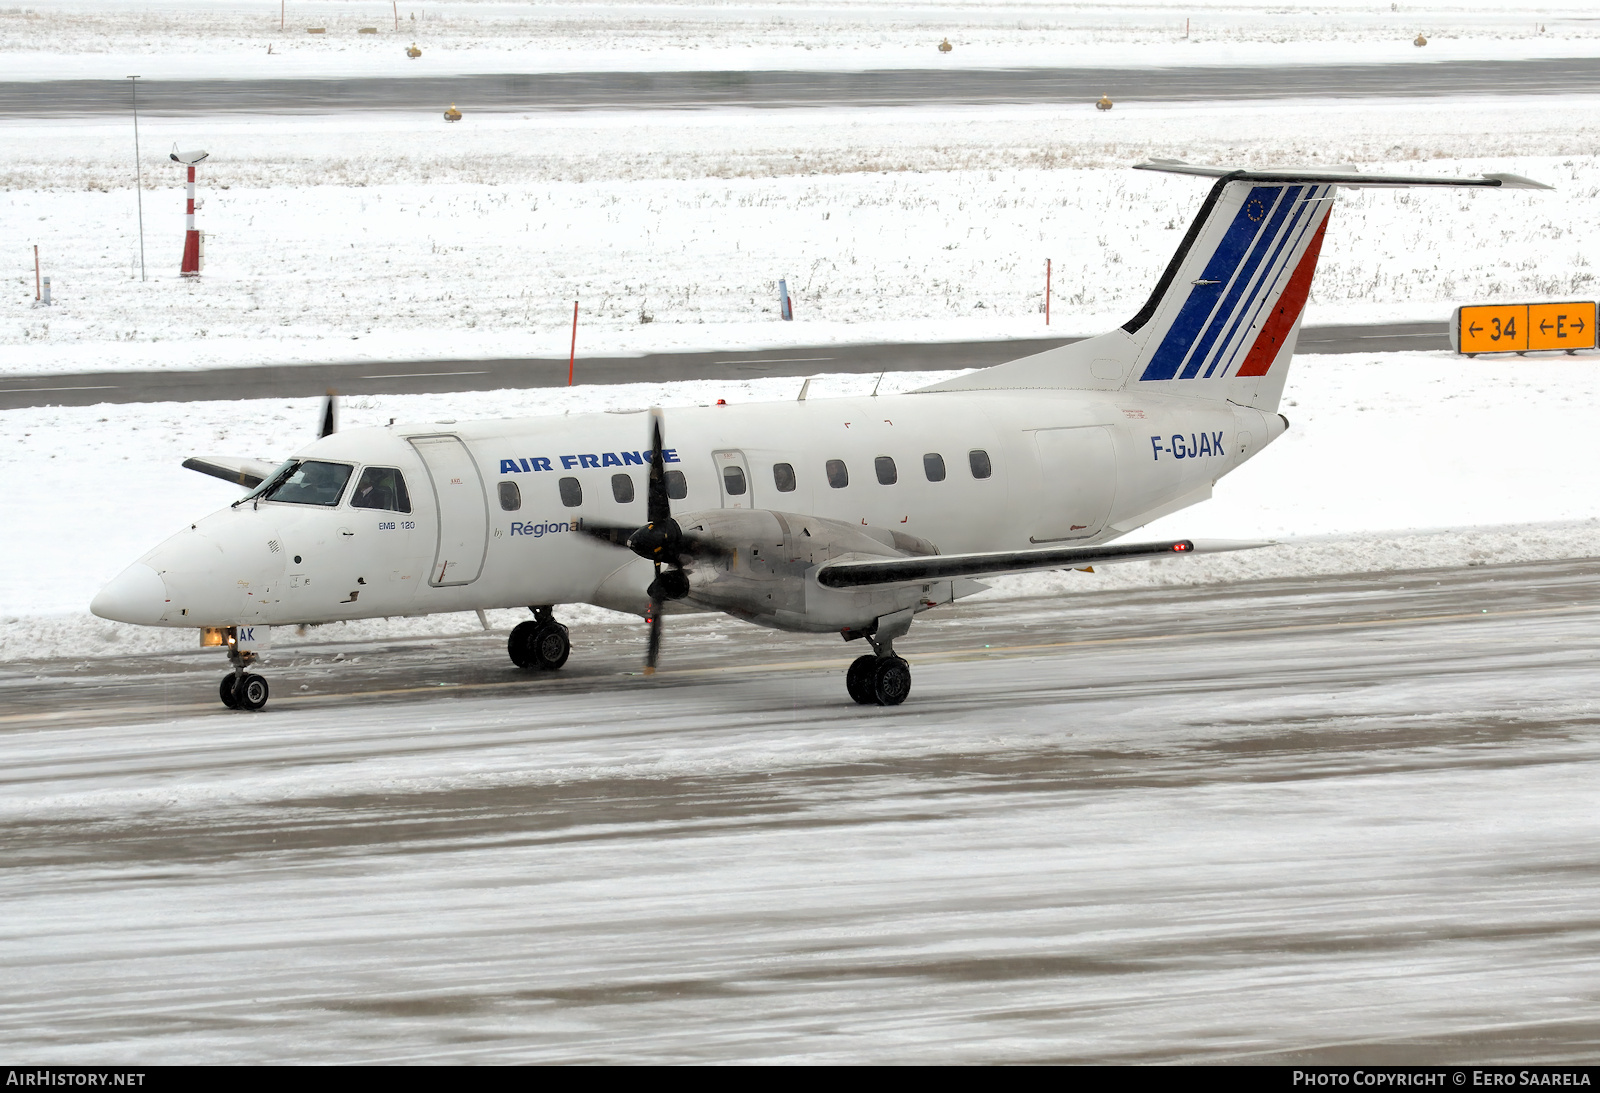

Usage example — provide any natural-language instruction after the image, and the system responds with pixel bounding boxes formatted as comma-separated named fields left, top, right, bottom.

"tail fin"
left=920, top=163, right=1550, bottom=411
left=1119, top=176, right=1333, bottom=410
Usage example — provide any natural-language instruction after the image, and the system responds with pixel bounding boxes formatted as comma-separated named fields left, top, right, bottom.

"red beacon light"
left=716, top=399, right=727, bottom=405
left=1172, top=541, right=1192, bottom=552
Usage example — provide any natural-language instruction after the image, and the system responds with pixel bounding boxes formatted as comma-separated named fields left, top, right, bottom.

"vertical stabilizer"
left=1120, top=178, right=1332, bottom=410
left=918, top=164, right=1547, bottom=410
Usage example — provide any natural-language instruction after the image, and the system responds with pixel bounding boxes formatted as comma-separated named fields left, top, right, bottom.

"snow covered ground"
left=4, top=98, right=1592, bottom=375
left=3, top=0, right=1598, bottom=82
left=6, top=349, right=1600, bottom=663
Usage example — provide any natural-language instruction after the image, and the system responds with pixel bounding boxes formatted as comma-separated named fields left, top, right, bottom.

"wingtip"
left=1481, top=172, right=1556, bottom=191
left=1186, top=538, right=1278, bottom=554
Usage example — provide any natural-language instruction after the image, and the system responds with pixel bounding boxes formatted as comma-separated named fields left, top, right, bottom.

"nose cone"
left=90, top=563, right=169, bottom=625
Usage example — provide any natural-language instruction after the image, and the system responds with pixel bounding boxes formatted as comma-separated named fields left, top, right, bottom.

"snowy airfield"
left=7, top=0, right=1600, bottom=1064
left=4, top=0, right=1600, bottom=81
left=5, top=98, right=1596, bottom=373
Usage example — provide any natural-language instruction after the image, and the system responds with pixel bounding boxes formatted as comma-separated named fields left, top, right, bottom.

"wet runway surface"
left=10, top=59, right=1600, bottom=117
left=0, top=322, right=1448, bottom=410
left=4, top=558, right=1600, bottom=1061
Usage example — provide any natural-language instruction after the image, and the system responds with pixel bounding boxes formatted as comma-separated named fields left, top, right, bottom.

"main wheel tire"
left=508, top=621, right=539, bottom=668
left=219, top=674, right=241, bottom=709
left=237, top=673, right=269, bottom=711
left=846, top=655, right=878, bottom=704
left=872, top=656, right=911, bottom=707
left=530, top=623, right=570, bottom=670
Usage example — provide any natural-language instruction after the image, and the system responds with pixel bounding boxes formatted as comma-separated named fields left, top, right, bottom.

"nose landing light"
left=90, top=563, right=168, bottom=625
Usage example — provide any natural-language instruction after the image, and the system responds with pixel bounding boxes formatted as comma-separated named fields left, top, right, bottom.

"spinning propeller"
left=585, top=409, right=726, bottom=674
left=318, top=388, right=338, bottom=438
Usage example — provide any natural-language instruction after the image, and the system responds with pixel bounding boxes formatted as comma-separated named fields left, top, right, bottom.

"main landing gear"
left=846, top=653, right=911, bottom=706
left=218, top=644, right=269, bottom=711
left=508, top=605, right=571, bottom=671
left=844, top=616, right=913, bottom=707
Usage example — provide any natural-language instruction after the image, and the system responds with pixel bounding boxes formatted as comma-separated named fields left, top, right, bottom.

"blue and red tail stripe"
left=1138, top=183, right=1332, bottom=384
left=1236, top=212, right=1329, bottom=377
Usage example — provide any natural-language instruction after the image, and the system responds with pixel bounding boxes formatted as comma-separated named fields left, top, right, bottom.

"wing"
left=815, top=538, right=1270, bottom=589
left=181, top=456, right=282, bottom=489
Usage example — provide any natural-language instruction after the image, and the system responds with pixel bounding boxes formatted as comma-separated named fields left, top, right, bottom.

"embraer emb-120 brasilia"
left=92, top=161, right=1551, bottom=710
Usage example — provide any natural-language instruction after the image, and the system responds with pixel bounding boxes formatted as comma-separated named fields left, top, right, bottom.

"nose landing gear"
left=220, top=670, right=269, bottom=711
left=508, top=605, right=571, bottom=671
left=218, top=640, right=270, bottom=711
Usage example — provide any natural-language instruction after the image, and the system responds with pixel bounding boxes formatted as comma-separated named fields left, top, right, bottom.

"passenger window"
left=773, top=462, right=796, bottom=492
left=558, top=476, right=583, bottom=507
left=611, top=473, right=635, bottom=504
left=875, top=456, right=897, bottom=485
left=497, top=481, right=521, bottom=512
left=262, top=459, right=353, bottom=507
left=826, top=459, right=849, bottom=489
left=666, top=469, right=688, bottom=500
left=350, top=466, right=412, bottom=512
left=723, top=466, right=747, bottom=496
left=969, top=449, right=992, bottom=479
left=923, top=453, right=946, bottom=482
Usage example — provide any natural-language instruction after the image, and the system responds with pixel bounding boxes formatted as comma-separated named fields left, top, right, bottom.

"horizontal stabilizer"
left=1135, top=160, right=1554, bottom=190
left=815, top=537, right=1271, bottom=589
left=182, top=456, right=280, bottom=489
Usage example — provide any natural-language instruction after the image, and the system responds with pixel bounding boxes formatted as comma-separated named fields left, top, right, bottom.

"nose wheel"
left=220, top=672, right=269, bottom=710
left=508, top=606, right=571, bottom=671
left=846, top=653, right=911, bottom=706
left=216, top=639, right=270, bottom=711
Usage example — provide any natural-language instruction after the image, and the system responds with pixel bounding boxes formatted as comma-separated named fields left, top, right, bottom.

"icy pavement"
left=2, top=559, right=1599, bottom=1062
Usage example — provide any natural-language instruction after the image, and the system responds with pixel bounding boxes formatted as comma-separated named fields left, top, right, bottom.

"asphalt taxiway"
left=10, top=58, right=1600, bottom=116
left=3, top=557, right=1599, bottom=1061
left=0, top=321, right=1448, bottom=410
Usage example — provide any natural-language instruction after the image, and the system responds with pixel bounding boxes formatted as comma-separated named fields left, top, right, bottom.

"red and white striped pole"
left=179, top=162, right=201, bottom=276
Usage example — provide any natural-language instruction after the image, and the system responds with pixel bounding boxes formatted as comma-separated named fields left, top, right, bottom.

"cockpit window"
left=259, top=460, right=353, bottom=507
left=351, top=466, right=412, bottom=513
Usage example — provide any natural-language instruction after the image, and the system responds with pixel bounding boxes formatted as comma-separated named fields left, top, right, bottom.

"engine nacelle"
left=670, top=509, right=956, bottom=634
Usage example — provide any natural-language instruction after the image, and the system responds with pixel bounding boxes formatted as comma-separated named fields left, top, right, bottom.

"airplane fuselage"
left=106, top=385, right=1284, bottom=633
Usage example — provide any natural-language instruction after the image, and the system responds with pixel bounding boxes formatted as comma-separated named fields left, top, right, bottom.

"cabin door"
left=409, top=434, right=490, bottom=586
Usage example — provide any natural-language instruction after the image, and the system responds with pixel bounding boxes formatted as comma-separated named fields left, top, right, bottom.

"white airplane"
left=91, top=161, right=1550, bottom=710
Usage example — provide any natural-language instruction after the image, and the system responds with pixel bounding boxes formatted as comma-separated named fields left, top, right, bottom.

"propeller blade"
left=580, top=520, right=641, bottom=547
left=318, top=389, right=338, bottom=438
left=644, top=596, right=663, bottom=675
left=645, top=408, right=671, bottom=525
